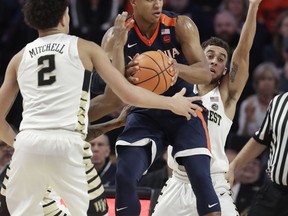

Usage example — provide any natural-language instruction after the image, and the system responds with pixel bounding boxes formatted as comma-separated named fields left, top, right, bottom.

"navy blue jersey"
left=117, top=11, right=210, bottom=160
left=125, top=11, right=196, bottom=98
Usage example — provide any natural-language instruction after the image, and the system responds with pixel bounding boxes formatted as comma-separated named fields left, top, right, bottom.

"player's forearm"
left=88, top=94, right=123, bottom=122
left=92, top=118, right=123, bottom=134
left=86, top=118, right=124, bottom=141
left=112, top=42, right=125, bottom=76
left=237, top=0, right=260, bottom=54
left=229, top=137, right=266, bottom=170
left=0, top=121, right=16, bottom=147
left=176, top=61, right=211, bottom=84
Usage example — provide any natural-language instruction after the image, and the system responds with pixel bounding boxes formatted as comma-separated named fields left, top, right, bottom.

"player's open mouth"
left=210, top=68, right=216, bottom=73
left=153, top=12, right=161, bottom=17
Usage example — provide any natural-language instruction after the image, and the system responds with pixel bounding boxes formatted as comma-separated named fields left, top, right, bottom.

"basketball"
left=132, top=51, right=174, bottom=95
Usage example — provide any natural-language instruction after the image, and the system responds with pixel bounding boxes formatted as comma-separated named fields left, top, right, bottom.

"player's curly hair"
left=23, top=0, right=70, bottom=30
left=201, top=37, right=231, bottom=59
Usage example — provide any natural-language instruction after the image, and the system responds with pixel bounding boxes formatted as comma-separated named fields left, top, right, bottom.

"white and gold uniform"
left=6, top=34, right=91, bottom=216
left=153, top=87, right=239, bottom=216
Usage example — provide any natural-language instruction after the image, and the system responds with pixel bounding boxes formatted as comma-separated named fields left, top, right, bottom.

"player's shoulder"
left=12, top=48, right=25, bottom=67
left=175, top=15, right=195, bottom=27
left=77, top=37, right=99, bottom=51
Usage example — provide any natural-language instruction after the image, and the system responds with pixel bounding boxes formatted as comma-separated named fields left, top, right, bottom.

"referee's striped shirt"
left=253, top=92, right=288, bottom=186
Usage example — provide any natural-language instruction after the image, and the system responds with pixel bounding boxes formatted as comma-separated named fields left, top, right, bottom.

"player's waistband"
left=20, top=129, right=84, bottom=138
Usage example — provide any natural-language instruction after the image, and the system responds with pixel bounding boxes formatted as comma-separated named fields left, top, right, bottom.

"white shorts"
left=6, top=130, right=89, bottom=216
left=152, top=172, right=239, bottom=216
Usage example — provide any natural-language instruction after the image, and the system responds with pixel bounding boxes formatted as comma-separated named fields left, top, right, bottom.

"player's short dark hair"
left=23, top=0, right=70, bottom=30
left=201, top=37, right=230, bottom=58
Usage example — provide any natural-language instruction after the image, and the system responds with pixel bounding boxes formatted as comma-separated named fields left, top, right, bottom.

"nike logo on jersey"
left=208, top=203, right=219, bottom=208
left=116, top=206, right=128, bottom=211
left=127, top=43, right=137, bottom=48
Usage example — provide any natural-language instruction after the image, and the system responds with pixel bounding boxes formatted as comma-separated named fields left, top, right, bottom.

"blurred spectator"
left=225, top=146, right=263, bottom=215
left=86, top=0, right=120, bottom=45
left=221, top=0, right=249, bottom=33
left=265, top=10, right=288, bottom=67
left=237, top=62, right=279, bottom=137
left=0, top=0, right=37, bottom=80
left=278, top=49, right=288, bottom=92
left=0, top=140, right=13, bottom=188
left=0, top=0, right=37, bottom=129
left=192, top=0, right=223, bottom=11
left=164, top=0, right=214, bottom=42
left=90, top=134, right=116, bottom=187
left=69, top=0, right=92, bottom=39
left=0, top=141, right=13, bottom=172
left=257, top=0, right=288, bottom=34
left=213, top=9, right=239, bottom=55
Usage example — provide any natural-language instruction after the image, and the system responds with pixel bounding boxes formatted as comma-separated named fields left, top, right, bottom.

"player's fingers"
left=126, top=19, right=134, bottom=29
left=186, top=112, right=191, bottom=120
left=168, top=58, right=176, bottom=65
left=170, top=67, right=178, bottom=86
left=190, top=103, right=203, bottom=112
left=119, top=11, right=128, bottom=24
left=178, top=87, right=186, bottom=96
left=132, top=53, right=140, bottom=60
left=114, top=11, right=127, bottom=26
left=114, top=14, right=121, bottom=26
left=190, top=96, right=202, bottom=102
left=127, top=76, right=139, bottom=83
left=189, top=109, right=198, bottom=118
left=125, top=65, right=140, bottom=77
left=126, top=59, right=139, bottom=68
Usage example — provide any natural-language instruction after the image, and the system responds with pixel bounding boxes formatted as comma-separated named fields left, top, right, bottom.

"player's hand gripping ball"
left=132, top=51, right=175, bottom=94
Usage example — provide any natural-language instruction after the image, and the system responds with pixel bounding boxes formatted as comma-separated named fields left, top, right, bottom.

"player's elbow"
left=120, top=93, right=139, bottom=106
left=118, top=86, right=147, bottom=107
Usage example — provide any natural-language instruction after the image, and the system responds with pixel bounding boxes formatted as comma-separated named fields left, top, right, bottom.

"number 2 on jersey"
left=38, top=54, right=56, bottom=86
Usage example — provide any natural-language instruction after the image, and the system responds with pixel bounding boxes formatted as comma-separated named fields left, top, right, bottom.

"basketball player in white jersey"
left=0, top=0, right=204, bottom=215
left=0, top=13, right=131, bottom=216
left=152, top=0, right=262, bottom=215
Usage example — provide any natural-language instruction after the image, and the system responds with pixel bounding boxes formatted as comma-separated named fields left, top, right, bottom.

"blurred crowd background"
left=1, top=0, right=288, bottom=214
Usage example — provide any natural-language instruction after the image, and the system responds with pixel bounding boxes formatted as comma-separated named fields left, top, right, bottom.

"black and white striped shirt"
left=253, top=92, right=288, bottom=186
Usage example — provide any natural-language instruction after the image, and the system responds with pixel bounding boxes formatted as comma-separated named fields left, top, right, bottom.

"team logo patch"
left=163, top=35, right=171, bottom=43
left=211, top=103, right=218, bottom=111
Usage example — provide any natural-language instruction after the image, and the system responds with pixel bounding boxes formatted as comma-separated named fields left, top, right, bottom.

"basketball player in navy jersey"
left=94, top=0, right=221, bottom=215
left=0, top=0, right=201, bottom=215
left=152, top=0, right=262, bottom=215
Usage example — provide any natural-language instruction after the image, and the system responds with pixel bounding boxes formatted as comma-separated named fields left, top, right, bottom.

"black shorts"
left=249, top=178, right=288, bottom=216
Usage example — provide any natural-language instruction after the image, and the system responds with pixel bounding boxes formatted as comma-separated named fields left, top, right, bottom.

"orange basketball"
left=132, top=51, right=174, bottom=95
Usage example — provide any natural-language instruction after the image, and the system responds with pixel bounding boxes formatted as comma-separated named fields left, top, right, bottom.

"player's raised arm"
left=89, top=12, right=133, bottom=122
left=174, top=16, right=212, bottom=84
left=223, top=0, right=262, bottom=103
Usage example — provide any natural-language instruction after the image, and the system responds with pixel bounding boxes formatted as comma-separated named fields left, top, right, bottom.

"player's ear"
left=223, top=67, right=228, bottom=76
left=60, top=7, right=69, bottom=27
left=130, top=0, right=136, bottom=6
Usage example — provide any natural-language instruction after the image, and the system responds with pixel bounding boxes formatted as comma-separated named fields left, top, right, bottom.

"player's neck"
left=38, top=28, right=65, bottom=37
left=197, top=83, right=218, bottom=95
left=134, top=17, right=158, bottom=39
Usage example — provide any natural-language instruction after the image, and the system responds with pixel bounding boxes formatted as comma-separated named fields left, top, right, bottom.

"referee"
left=227, top=92, right=288, bottom=216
